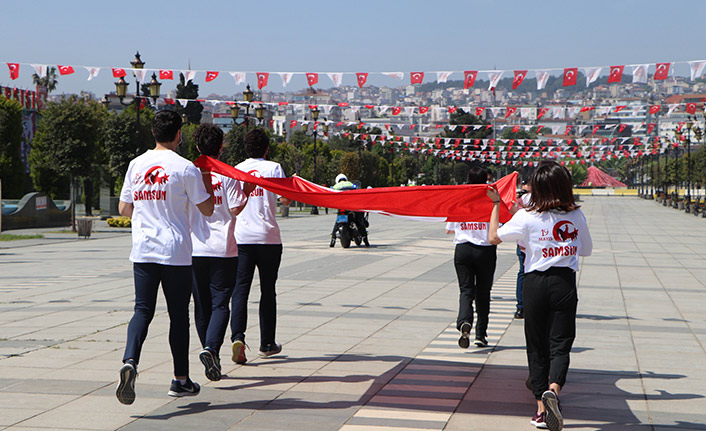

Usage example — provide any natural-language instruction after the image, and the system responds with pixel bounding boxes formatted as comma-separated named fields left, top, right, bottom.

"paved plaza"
left=1, top=196, right=706, bottom=431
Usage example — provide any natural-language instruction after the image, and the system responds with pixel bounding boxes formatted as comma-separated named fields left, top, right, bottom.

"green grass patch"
left=0, top=233, right=45, bottom=241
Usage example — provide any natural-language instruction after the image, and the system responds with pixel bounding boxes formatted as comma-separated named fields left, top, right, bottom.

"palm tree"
left=32, top=66, right=58, bottom=93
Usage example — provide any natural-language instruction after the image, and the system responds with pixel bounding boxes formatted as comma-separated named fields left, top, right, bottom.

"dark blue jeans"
left=230, top=244, right=282, bottom=349
left=192, top=256, right=238, bottom=356
left=123, top=263, right=192, bottom=377
left=454, top=242, right=496, bottom=338
left=516, top=245, right=526, bottom=311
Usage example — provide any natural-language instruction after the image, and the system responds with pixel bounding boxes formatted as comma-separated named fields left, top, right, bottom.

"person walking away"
left=189, top=124, right=254, bottom=381
left=487, top=161, right=592, bottom=431
left=514, top=180, right=532, bottom=319
left=230, top=128, right=291, bottom=364
left=447, top=166, right=497, bottom=349
left=116, top=110, right=214, bottom=404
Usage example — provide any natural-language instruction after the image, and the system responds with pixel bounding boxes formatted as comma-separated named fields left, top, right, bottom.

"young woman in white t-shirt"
left=446, top=166, right=496, bottom=349
left=189, top=124, right=254, bottom=382
left=487, top=161, right=592, bottom=431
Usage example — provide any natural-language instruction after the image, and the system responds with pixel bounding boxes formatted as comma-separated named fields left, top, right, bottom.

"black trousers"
left=230, top=244, right=282, bottom=349
left=124, top=263, right=192, bottom=377
left=454, top=242, right=497, bottom=338
left=192, top=256, right=238, bottom=356
left=524, top=266, right=578, bottom=400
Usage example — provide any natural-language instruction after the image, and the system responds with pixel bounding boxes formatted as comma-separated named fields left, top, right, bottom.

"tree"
left=175, top=73, right=203, bottom=124
left=220, top=124, right=248, bottom=166
left=0, top=97, right=24, bottom=198
left=29, top=96, right=105, bottom=222
left=32, top=67, right=58, bottom=93
left=102, top=106, right=155, bottom=190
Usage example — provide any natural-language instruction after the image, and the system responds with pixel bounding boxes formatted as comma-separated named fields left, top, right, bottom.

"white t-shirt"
left=234, top=158, right=286, bottom=245
left=446, top=222, right=493, bottom=246
left=120, top=149, right=211, bottom=265
left=190, top=173, right=247, bottom=258
left=516, top=193, right=532, bottom=249
left=497, top=208, right=592, bottom=273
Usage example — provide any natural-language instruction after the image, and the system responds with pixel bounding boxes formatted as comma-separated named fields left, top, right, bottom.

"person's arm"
left=196, top=170, right=215, bottom=216
left=487, top=186, right=502, bottom=245
left=578, top=211, right=593, bottom=256
left=445, top=222, right=454, bottom=235
left=118, top=201, right=133, bottom=218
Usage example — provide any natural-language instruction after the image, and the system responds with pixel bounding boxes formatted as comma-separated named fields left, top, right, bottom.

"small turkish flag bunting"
left=476, top=107, right=485, bottom=117
left=7, top=63, right=19, bottom=80
left=488, top=71, right=503, bottom=90
left=205, top=71, right=219, bottom=82
left=112, top=68, right=127, bottom=78
left=535, top=70, right=551, bottom=90
left=619, top=124, right=627, bottom=133
left=230, top=72, right=246, bottom=85
left=257, top=72, right=269, bottom=89
left=436, top=71, right=452, bottom=83
left=410, top=72, right=424, bottom=85
left=392, top=107, right=402, bottom=115
left=608, top=65, right=624, bottom=83
left=85, top=67, right=100, bottom=81
left=58, top=65, right=75, bottom=75
left=563, top=68, right=577, bottom=86
left=159, top=70, right=173, bottom=80
left=306, top=73, right=319, bottom=86
left=290, top=120, right=297, bottom=128
left=647, top=123, right=656, bottom=134
left=182, top=70, right=197, bottom=82
left=464, top=71, right=478, bottom=89
left=686, top=103, right=697, bottom=114
left=419, top=106, right=429, bottom=114
left=278, top=72, right=293, bottom=87
left=512, top=70, right=527, bottom=90
left=688, top=60, right=706, bottom=81
left=537, top=108, right=549, bottom=119
left=614, top=106, right=627, bottom=113
left=654, top=62, right=670, bottom=80
left=448, top=107, right=457, bottom=113
left=649, top=105, right=661, bottom=115
left=356, top=73, right=368, bottom=88
left=327, top=73, right=342, bottom=87
left=505, top=107, right=518, bottom=118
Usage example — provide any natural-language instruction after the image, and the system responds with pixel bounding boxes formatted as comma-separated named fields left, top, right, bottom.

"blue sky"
left=2, top=0, right=705, bottom=97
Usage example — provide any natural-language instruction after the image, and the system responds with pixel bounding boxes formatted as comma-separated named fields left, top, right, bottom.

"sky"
left=2, top=0, right=705, bottom=98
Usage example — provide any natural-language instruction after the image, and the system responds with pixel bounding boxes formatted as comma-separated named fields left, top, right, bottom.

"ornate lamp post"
left=114, top=52, right=154, bottom=155
left=230, top=104, right=240, bottom=127
left=243, top=84, right=254, bottom=128
left=255, top=104, right=266, bottom=126
left=300, top=106, right=321, bottom=214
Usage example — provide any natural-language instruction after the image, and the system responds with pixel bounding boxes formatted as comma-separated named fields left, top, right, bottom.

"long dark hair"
left=527, top=161, right=579, bottom=213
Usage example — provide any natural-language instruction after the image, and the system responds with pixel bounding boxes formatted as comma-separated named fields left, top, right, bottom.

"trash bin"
left=77, top=218, right=93, bottom=238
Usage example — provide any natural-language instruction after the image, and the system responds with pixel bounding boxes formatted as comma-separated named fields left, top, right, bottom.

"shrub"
left=106, top=216, right=131, bottom=228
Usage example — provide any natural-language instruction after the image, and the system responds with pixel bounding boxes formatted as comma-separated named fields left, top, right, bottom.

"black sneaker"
left=542, top=389, right=563, bottom=431
left=458, top=322, right=471, bottom=349
left=168, top=378, right=200, bottom=397
left=514, top=309, right=524, bottom=319
left=116, top=360, right=137, bottom=405
left=363, top=236, right=370, bottom=247
left=259, top=343, right=282, bottom=357
left=199, top=348, right=221, bottom=381
left=474, top=336, right=488, bottom=347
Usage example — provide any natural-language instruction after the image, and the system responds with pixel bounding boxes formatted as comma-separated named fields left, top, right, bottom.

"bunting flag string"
left=4, top=58, right=706, bottom=88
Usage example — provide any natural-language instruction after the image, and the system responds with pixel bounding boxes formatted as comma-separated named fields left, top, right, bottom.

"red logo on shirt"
left=144, top=166, right=169, bottom=185
left=552, top=221, right=578, bottom=241
left=210, top=173, right=222, bottom=191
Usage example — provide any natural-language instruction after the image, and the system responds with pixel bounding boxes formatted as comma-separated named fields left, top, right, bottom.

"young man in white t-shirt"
left=446, top=166, right=497, bottom=349
left=189, top=124, right=254, bottom=381
left=116, top=110, right=214, bottom=405
left=229, top=128, right=291, bottom=364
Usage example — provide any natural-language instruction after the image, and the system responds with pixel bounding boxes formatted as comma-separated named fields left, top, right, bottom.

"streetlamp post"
left=243, top=84, right=254, bottom=129
left=301, top=106, right=321, bottom=214
left=255, top=104, right=266, bottom=126
left=114, top=52, right=161, bottom=155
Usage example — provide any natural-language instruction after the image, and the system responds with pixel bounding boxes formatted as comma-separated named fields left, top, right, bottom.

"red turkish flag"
left=619, top=124, right=627, bottom=133
left=512, top=126, right=520, bottom=133
left=257, top=72, right=269, bottom=89
left=608, top=65, right=624, bottom=83
left=419, top=106, right=429, bottom=114
left=410, top=72, right=424, bottom=85
left=392, top=107, right=401, bottom=115
left=205, top=71, right=219, bottom=82
left=476, top=107, right=485, bottom=116
left=290, top=120, right=298, bottom=128
left=649, top=105, right=661, bottom=114
left=464, top=71, right=478, bottom=89
left=356, top=73, right=368, bottom=88
left=647, top=123, right=656, bottom=134
left=564, top=125, right=573, bottom=135
left=163, top=98, right=175, bottom=105
left=505, top=107, right=518, bottom=118
left=159, top=70, right=174, bottom=80
left=686, top=103, right=697, bottom=114
left=364, top=104, right=374, bottom=109
left=57, top=65, right=74, bottom=75
left=337, top=102, right=349, bottom=107
left=592, top=125, right=600, bottom=135
left=563, top=68, right=577, bottom=86
left=448, top=107, right=457, bottom=113
left=654, top=63, right=670, bottom=80
left=537, top=108, right=549, bottom=119
left=512, top=70, right=527, bottom=90
left=306, top=73, right=319, bottom=86
left=112, top=68, right=127, bottom=78
left=7, top=63, right=19, bottom=80
left=614, top=106, right=627, bottom=113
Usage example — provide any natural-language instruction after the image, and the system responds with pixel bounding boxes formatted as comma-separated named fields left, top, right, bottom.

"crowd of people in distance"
left=114, top=110, right=592, bottom=431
